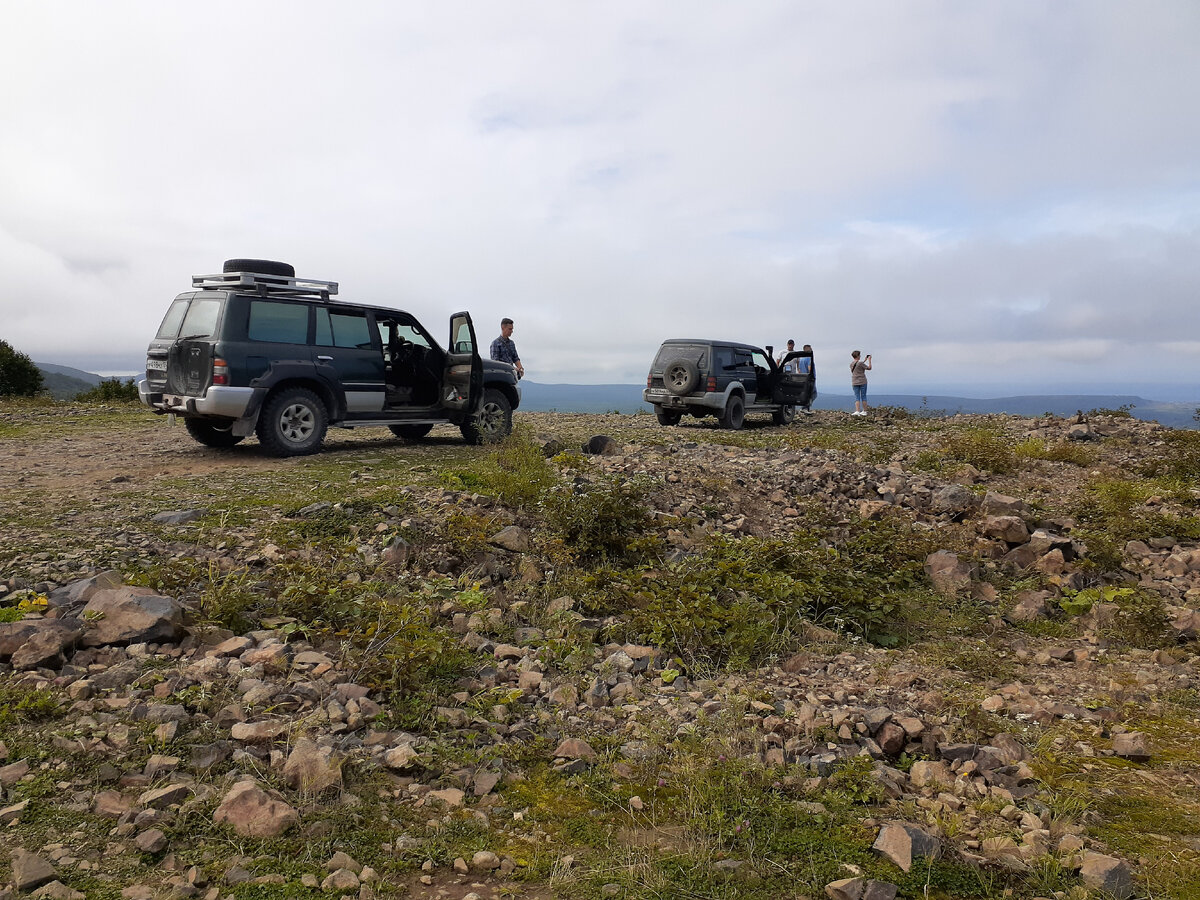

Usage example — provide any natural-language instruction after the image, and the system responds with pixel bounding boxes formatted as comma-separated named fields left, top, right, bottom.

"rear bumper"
left=643, top=388, right=726, bottom=412
left=143, top=384, right=256, bottom=419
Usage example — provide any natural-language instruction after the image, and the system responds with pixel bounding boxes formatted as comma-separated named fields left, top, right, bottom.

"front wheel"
left=461, top=389, right=513, bottom=444
left=185, top=418, right=244, bottom=448
left=655, top=406, right=682, bottom=426
left=772, top=404, right=795, bottom=426
left=256, top=387, right=328, bottom=456
left=388, top=423, right=434, bottom=441
left=718, top=395, right=745, bottom=430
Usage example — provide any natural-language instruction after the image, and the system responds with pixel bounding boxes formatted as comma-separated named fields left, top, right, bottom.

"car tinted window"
left=714, top=347, right=737, bottom=372
left=324, top=310, right=374, bottom=349
left=248, top=300, right=309, bottom=344
left=155, top=299, right=190, bottom=339
left=177, top=298, right=222, bottom=339
left=654, top=343, right=707, bottom=369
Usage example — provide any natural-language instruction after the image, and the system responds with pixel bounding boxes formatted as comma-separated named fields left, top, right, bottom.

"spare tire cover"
left=664, top=358, right=700, bottom=395
left=223, top=258, right=295, bottom=277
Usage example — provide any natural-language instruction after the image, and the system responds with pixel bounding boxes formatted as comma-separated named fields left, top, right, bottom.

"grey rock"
left=489, top=526, right=531, bottom=553
left=80, top=587, right=184, bottom=647
left=1080, top=852, right=1134, bottom=899
left=151, top=509, right=206, bottom=525
left=872, top=822, right=941, bottom=872
left=11, top=849, right=56, bottom=891
left=1112, top=731, right=1152, bottom=761
left=582, top=435, right=621, bottom=456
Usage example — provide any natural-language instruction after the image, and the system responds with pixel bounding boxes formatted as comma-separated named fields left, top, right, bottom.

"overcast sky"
left=3, top=1, right=1199, bottom=398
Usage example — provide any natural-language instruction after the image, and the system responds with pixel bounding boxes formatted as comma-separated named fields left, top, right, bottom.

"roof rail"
left=192, top=271, right=340, bottom=299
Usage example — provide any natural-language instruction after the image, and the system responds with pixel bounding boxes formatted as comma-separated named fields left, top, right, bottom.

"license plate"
left=146, top=358, right=167, bottom=372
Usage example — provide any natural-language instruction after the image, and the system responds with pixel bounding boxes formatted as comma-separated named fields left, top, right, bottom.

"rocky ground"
left=0, top=402, right=1198, bottom=900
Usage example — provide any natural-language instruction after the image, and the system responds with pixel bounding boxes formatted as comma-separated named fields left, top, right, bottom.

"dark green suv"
left=138, top=259, right=521, bottom=455
left=643, top=338, right=813, bottom=429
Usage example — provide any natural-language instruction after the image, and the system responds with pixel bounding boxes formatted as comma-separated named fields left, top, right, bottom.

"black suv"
left=643, top=338, right=813, bottom=429
left=138, top=259, right=521, bottom=456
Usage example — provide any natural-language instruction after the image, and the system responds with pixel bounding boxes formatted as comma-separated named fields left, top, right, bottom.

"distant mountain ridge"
left=29, top=367, right=1196, bottom=428
left=516, top=381, right=1198, bottom=429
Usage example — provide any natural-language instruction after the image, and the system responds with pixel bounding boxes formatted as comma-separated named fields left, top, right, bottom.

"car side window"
left=715, top=348, right=737, bottom=372
left=315, top=309, right=374, bottom=349
left=247, top=300, right=308, bottom=344
left=750, top=350, right=771, bottom=371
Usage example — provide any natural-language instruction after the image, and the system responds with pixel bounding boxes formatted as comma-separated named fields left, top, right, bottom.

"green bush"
left=0, top=340, right=43, bottom=397
left=568, top=517, right=937, bottom=668
left=939, top=426, right=1016, bottom=473
left=75, top=378, right=139, bottom=402
left=541, top=473, right=657, bottom=563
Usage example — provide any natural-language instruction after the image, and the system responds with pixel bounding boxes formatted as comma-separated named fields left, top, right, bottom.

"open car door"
left=776, top=350, right=815, bottom=406
left=443, top=312, right=483, bottom=414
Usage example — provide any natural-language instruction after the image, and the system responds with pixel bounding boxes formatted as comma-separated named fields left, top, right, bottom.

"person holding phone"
left=850, top=350, right=872, bottom=416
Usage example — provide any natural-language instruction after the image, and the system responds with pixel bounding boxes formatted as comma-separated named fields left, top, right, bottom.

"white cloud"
left=0, top=1, right=1197, bottom=399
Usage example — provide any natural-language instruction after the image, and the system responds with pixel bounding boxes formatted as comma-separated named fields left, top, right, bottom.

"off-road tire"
left=655, top=406, right=682, bottom=426
left=460, top=389, right=513, bottom=445
left=718, top=394, right=745, bottom=430
left=664, top=359, right=700, bottom=395
left=389, top=423, right=434, bottom=441
left=184, top=418, right=244, bottom=448
left=772, top=404, right=796, bottom=426
left=256, top=387, right=328, bottom=456
left=223, top=259, right=295, bottom=277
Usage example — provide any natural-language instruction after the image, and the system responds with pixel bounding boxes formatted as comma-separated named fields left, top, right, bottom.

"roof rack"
left=192, top=271, right=340, bottom=300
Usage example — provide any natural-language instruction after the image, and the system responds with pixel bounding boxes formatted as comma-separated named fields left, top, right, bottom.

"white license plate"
left=146, top=359, right=167, bottom=372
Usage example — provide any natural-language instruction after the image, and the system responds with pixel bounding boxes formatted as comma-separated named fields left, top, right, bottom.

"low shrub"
left=540, top=474, right=658, bottom=564
left=75, top=378, right=139, bottom=402
left=939, top=426, right=1017, bottom=473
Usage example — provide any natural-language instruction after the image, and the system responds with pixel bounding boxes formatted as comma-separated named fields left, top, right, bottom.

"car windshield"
left=654, top=343, right=708, bottom=369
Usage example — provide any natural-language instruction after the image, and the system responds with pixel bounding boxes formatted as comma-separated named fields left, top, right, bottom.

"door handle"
left=316, top=355, right=333, bottom=361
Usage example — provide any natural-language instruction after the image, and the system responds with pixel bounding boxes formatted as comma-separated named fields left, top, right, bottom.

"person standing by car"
left=850, top=350, right=871, bottom=416
left=777, top=339, right=798, bottom=372
left=799, top=343, right=816, bottom=414
left=490, top=318, right=524, bottom=380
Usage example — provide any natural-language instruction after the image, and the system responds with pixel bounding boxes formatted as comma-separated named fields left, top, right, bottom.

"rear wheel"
left=389, top=423, right=434, bottom=441
left=655, top=406, right=682, bottom=426
left=461, top=389, right=513, bottom=444
left=718, top=395, right=745, bottom=430
left=772, top=404, right=796, bottom=426
left=185, top=418, right=244, bottom=448
left=256, top=387, right=328, bottom=456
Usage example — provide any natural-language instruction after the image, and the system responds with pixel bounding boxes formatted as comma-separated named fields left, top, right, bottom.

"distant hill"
left=35, top=363, right=139, bottom=400
left=517, top=382, right=1197, bottom=429
left=35, top=363, right=102, bottom=400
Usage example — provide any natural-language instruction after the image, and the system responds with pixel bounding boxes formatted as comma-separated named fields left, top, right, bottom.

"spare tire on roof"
left=223, top=259, right=295, bottom=277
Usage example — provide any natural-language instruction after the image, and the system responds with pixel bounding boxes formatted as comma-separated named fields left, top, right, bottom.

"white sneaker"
left=803, top=408, right=813, bottom=415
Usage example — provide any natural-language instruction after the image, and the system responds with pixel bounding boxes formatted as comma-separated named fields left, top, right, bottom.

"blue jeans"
left=853, top=384, right=868, bottom=403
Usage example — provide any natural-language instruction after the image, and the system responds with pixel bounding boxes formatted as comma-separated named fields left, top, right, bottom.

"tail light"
left=212, top=357, right=230, bottom=386
left=705, top=376, right=717, bottom=392
left=646, top=373, right=652, bottom=388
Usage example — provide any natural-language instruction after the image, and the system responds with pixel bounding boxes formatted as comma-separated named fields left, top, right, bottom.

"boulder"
left=283, top=738, right=343, bottom=794
left=489, top=526, right=531, bottom=552
left=212, top=781, right=299, bottom=838
left=1112, top=731, right=1152, bottom=761
left=872, top=822, right=940, bottom=872
left=11, top=849, right=56, bottom=892
left=8, top=620, right=83, bottom=670
left=980, top=516, right=1030, bottom=545
left=924, top=551, right=977, bottom=596
left=930, top=484, right=978, bottom=518
left=582, top=435, right=621, bottom=456
left=1080, top=852, right=1134, bottom=899
left=79, top=587, right=183, bottom=647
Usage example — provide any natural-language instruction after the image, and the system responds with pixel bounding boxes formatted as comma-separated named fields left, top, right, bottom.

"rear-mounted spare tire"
left=223, top=259, right=295, bottom=277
